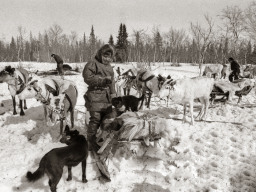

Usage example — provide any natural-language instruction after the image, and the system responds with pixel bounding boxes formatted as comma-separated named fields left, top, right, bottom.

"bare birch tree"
left=244, top=2, right=256, bottom=42
left=17, top=26, right=27, bottom=61
left=165, top=28, right=187, bottom=64
left=191, top=14, right=215, bottom=75
left=219, top=6, right=246, bottom=56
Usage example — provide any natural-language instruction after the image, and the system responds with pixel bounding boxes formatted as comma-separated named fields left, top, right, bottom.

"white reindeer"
left=158, top=76, right=214, bottom=125
left=18, top=76, right=78, bottom=135
left=0, top=66, right=29, bottom=115
left=202, top=64, right=223, bottom=79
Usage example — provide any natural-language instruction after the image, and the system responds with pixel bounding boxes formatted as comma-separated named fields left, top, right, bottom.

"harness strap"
left=65, top=92, right=73, bottom=112
left=51, top=79, right=60, bottom=96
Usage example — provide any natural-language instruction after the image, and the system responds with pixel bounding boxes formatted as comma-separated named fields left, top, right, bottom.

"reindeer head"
left=158, top=79, right=176, bottom=98
left=0, top=66, right=15, bottom=82
left=46, top=93, right=66, bottom=126
left=17, top=79, right=40, bottom=100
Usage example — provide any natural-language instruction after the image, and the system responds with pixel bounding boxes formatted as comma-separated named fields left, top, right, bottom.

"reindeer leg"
left=189, top=102, right=194, bottom=125
left=12, top=96, right=17, bottom=115
left=139, top=92, right=145, bottom=110
left=201, top=98, right=209, bottom=121
left=19, top=100, right=25, bottom=116
left=44, top=105, right=48, bottom=123
left=60, top=120, right=64, bottom=136
left=196, top=98, right=204, bottom=120
left=123, top=88, right=126, bottom=96
left=147, top=92, right=152, bottom=109
left=70, top=110, right=74, bottom=128
left=183, top=104, right=187, bottom=123
left=24, top=100, right=27, bottom=109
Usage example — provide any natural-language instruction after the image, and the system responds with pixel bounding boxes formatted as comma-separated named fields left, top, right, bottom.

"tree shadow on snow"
left=2, top=104, right=59, bottom=143
left=132, top=182, right=170, bottom=192
left=2, top=105, right=45, bottom=126
left=0, top=99, right=13, bottom=114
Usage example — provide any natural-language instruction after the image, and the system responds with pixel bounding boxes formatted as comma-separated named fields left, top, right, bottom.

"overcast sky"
left=0, top=0, right=253, bottom=42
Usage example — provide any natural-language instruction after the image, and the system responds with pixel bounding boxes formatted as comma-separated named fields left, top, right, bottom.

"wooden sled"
left=97, top=112, right=167, bottom=156
left=37, top=69, right=80, bottom=76
left=210, top=85, right=253, bottom=104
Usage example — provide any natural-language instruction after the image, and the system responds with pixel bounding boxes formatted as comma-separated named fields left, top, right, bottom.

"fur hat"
left=95, top=44, right=114, bottom=63
left=51, top=54, right=55, bottom=57
left=228, top=57, right=234, bottom=61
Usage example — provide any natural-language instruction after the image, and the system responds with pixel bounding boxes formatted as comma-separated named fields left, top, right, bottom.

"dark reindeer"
left=136, top=69, right=170, bottom=109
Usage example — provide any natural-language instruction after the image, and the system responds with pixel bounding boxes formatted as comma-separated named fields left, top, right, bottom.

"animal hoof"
left=24, top=106, right=27, bottom=110
left=13, top=111, right=17, bottom=115
left=82, top=178, right=88, bottom=183
left=20, top=111, right=25, bottom=116
left=66, top=177, right=72, bottom=181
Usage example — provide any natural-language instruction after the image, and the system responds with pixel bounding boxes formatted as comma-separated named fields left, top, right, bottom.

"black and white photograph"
left=0, top=0, right=256, bottom=191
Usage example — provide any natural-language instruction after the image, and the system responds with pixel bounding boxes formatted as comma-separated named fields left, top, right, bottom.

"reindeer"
left=0, top=66, right=29, bottom=115
left=158, top=76, right=214, bottom=125
left=136, top=69, right=169, bottom=109
left=121, top=69, right=137, bottom=95
left=18, top=76, right=78, bottom=135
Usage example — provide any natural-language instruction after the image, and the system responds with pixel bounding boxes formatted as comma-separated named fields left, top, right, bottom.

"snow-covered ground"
left=0, top=62, right=256, bottom=192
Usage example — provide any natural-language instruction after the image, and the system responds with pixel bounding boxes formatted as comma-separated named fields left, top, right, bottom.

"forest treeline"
left=2, top=3, right=256, bottom=65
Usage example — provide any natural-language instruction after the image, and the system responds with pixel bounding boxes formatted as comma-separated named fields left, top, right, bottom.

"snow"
left=0, top=62, right=256, bottom=192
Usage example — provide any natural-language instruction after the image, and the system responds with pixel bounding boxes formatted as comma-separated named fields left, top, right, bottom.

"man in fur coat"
left=83, top=44, right=117, bottom=181
left=51, top=53, right=64, bottom=76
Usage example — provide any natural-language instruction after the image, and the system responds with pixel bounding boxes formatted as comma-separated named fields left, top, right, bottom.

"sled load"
left=37, top=64, right=80, bottom=76
left=96, top=111, right=170, bottom=157
left=210, top=79, right=255, bottom=104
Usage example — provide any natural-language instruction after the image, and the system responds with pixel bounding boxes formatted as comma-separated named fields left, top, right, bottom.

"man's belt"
left=89, top=86, right=109, bottom=90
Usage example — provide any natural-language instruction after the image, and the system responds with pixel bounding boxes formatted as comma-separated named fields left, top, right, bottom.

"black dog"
left=112, top=94, right=144, bottom=112
left=26, top=125, right=88, bottom=192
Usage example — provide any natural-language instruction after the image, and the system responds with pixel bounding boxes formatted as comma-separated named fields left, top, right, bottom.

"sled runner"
left=91, top=151, right=111, bottom=182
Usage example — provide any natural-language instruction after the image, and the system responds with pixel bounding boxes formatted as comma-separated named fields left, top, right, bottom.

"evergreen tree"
left=108, top=35, right=114, bottom=46
left=250, top=43, right=256, bottom=64
left=116, top=23, right=123, bottom=48
left=246, top=41, right=252, bottom=64
left=122, top=24, right=128, bottom=49
left=10, top=37, right=17, bottom=61
left=89, top=25, right=96, bottom=60
left=154, top=30, right=162, bottom=62
left=82, top=33, right=87, bottom=62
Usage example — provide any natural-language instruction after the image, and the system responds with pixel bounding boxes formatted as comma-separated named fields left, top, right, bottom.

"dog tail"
left=26, top=160, right=45, bottom=182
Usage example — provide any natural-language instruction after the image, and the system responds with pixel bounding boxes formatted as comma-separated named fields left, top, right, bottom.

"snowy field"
left=0, top=62, right=256, bottom=192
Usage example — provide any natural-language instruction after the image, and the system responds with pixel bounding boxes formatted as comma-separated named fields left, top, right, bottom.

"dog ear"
left=73, top=130, right=79, bottom=135
left=64, top=125, right=70, bottom=132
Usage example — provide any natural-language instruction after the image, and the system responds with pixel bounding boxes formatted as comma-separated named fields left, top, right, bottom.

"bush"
left=171, top=63, right=181, bottom=67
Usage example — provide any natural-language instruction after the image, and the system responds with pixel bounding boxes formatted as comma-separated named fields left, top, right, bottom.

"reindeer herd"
left=0, top=63, right=256, bottom=134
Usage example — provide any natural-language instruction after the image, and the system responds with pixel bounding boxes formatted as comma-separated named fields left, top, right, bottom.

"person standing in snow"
left=51, top=53, right=64, bottom=76
left=82, top=44, right=116, bottom=181
left=228, top=57, right=241, bottom=82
